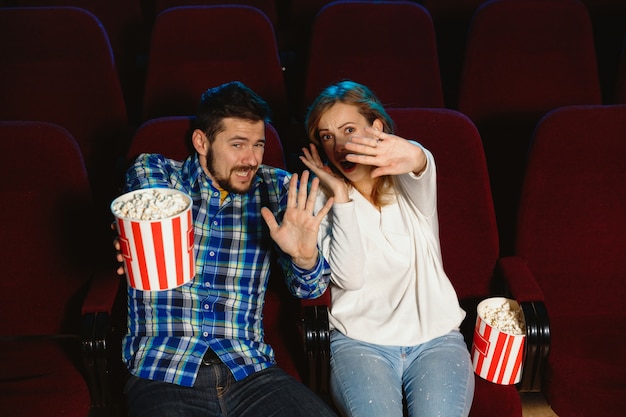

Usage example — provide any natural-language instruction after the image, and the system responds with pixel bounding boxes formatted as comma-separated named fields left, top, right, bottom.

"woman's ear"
left=192, top=129, right=208, bottom=156
left=373, top=118, right=384, bottom=131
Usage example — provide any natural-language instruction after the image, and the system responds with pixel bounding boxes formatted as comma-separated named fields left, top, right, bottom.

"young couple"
left=115, top=80, right=474, bottom=417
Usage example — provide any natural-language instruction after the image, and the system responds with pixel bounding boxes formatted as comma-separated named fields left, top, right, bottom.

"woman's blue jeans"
left=330, top=330, right=474, bottom=417
left=125, top=363, right=338, bottom=417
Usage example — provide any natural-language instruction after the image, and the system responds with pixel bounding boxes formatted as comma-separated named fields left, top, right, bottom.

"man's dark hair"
left=194, top=81, right=272, bottom=143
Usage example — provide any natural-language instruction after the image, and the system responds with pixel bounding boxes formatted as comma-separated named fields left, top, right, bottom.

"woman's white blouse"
left=316, top=145, right=465, bottom=346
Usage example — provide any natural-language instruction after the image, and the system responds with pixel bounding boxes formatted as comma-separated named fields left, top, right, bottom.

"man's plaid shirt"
left=122, top=153, right=330, bottom=387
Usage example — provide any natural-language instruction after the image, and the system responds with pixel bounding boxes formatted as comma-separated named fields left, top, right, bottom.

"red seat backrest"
left=0, top=121, right=97, bottom=336
left=304, top=1, right=444, bottom=114
left=141, top=6, right=289, bottom=130
left=127, top=116, right=287, bottom=170
left=0, top=6, right=130, bottom=199
left=516, top=104, right=626, bottom=316
left=458, top=0, right=602, bottom=122
left=386, top=108, right=499, bottom=299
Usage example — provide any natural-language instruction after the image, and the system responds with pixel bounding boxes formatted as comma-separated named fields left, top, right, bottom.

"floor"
left=90, top=392, right=559, bottom=417
left=90, top=388, right=559, bottom=417
left=521, top=392, right=559, bottom=417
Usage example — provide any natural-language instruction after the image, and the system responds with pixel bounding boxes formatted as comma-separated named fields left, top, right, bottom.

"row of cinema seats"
left=0, top=1, right=625, bottom=416
left=1, top=0, right=625, bottom=254
left=304, top=104, right=626, bottom=417
left=0, top=118, right=296, bottom=417
left=2, top=104, right=625, bottom=417
left=0, top=0, right=624, bottom=112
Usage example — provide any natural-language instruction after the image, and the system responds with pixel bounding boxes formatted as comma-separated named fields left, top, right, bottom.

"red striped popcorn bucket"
left=471, top=297, right=526, bottom=385
left=111, top=188, right=195, bottom=291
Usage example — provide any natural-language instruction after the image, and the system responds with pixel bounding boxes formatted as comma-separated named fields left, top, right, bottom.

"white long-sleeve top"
left=317, top=145, right=465, bottom=346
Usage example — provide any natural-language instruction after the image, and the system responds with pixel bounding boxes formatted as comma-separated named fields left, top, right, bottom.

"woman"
left=300, top=80, right=474, bottom=417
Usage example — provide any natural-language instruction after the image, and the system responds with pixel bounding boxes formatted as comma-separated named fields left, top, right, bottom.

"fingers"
left=300, top=144, right=324, bottom=169
left=345, top=151, right=378, bottom=167
left=299, top=155, right=326, bottom=178
left=305, top=175, right=321, bottom=212
left=345, top=129, right=389, bottom=156
left=345, top=136, right=378, bottom=155
left=299, top=154, right=316, bottom=171
left=365, top=126, right=389, bottom=139
left=316, top=195, right=334, bottom=219
left=287, top=173, right=299, bottom=208
left=296, top=170, right=311, bottom=211
left=347, top=127, right=394, bottom=151
left=286, top=171, right=316, bottom=212
left=260, top=206, right=279, bottom=231
left=308, top=143, right=323, bottom=163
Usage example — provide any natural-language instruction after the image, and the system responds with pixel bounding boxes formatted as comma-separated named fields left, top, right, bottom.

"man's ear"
left=192, top=129, right=208, bottom=156
left=373, top=118, right=384, bottom=131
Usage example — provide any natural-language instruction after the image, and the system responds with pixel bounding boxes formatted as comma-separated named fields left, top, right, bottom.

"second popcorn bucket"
left=471, top=297, right=526, bottom=385
left=111, top=188, right=196, bottom=291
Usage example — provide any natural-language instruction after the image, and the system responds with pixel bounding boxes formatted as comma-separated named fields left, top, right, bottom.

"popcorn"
left=479, top=299, right=526, bottom=335
left=472, top=297, right=526, bottom=384
left=112, top=189, right=190, bottom=221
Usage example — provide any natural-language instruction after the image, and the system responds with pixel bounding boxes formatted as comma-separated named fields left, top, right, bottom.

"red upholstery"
left=302, top=108, right=523, bottom=416
left=1, top=341, right=92, bottom=416
left=0, top=6, right=130, bottom=207
left=421, top=0, right=490, bottom=108
left=303, top=1, right=444, bottom=115
left=580, top=0, right=626, bottom=104
left=125, top=117, right=306, bottom=380
left=141, top=6, right=291, bottom=151
left=153, top=0, right=279, bottom=28
left=127, top=116, right=286, bottom=170
left=5, top=0, right=146, bottom=108
left=499, top=104, right=626, bottom=417
left=388, top=108, right=522, bottom=417
left=457, top=0, right=602, bottom=255
left=458, top=0, right=601, bottom=121
left=0, top=121, right=122, bottom=415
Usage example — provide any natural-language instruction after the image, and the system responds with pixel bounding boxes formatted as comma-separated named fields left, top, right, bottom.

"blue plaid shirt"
left=122, top=153, right=330, bottom=386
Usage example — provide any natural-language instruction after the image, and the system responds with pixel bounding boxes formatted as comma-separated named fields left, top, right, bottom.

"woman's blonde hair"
left=305, top=80, right=396, bottom=206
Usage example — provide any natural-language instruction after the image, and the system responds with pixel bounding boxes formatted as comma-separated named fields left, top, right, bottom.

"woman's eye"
left=345, top=127, right=356, bottom=134
left=321, top=134, right=333, bottom=142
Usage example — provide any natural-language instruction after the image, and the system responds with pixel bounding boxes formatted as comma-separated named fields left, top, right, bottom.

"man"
left=115, top=81, right=336, bottom=416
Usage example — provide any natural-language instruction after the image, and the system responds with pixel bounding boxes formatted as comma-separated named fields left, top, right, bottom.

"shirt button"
left=203, top=332, right=209, bottom=337
left=213, top=192, right=219, bottom=197
left=209, top=251, right=215, bottom=256
left=213, top=221, right=218, bottom=226
left=205, top=282, right=210, bottom=287
left=204, top=304, right=210, bottom=310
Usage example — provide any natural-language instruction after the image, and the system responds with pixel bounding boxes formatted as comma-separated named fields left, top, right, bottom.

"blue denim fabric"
left=329, top=330, right=474, bottom=417
left=125, top=364, right=338, bottom=417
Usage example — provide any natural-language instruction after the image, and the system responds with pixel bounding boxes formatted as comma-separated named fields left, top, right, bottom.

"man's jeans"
left=330, top=329, right=474, bottom=417
left=125, top=363, right=337, bottom=417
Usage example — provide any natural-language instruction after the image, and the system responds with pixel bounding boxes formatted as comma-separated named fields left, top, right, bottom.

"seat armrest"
left=81, top=269, right=126, bottom=410
left=497, top=256, right=550, bottom=392
left=82, top=269, right=123, bottom=316
left=301, top=303, right=330, bottom=395
left=497, top=256, right=544, bottom=302
left=301, top=288, right=331, bottom=307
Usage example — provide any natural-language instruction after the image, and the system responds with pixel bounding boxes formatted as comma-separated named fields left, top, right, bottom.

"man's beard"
left=206, top=147, right=258, bottom=194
